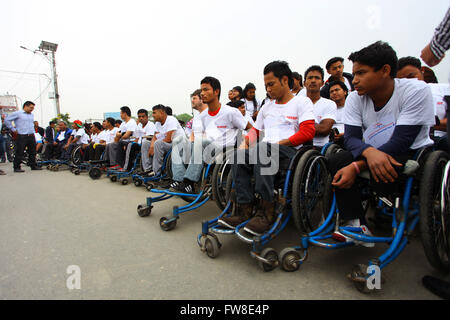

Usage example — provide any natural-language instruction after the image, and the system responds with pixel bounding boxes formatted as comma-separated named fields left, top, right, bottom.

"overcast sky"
left=1, top=0, right=449, bottom=125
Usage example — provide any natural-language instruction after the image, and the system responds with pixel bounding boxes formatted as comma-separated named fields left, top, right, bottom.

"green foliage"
left=51, top=113, right=71, bottom=125
left=175, top=113, right=193, bottom=123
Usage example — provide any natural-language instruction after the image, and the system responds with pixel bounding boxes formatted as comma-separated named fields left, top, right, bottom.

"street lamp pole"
left=38, top=41, right=60, bottom=116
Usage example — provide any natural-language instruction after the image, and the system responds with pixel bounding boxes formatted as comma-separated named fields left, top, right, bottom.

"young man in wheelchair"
left=142, top=104, right=185, bottom=177
left=168, top=76, right=252, bottom=194
left=122, top=109, right=156, bottom=172
left=329, top=41, right=435, bottom=245
left=62, top=120, right=89, bottom=160
left=218, top=61, right=316, bottom=236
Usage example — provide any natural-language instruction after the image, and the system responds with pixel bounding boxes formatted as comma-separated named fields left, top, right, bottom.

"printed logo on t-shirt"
left=217, top=126, right=227, bottom=129
left=286, top=116, right=298, bottom=120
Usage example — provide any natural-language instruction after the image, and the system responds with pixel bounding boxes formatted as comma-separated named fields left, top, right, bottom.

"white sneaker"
left=332, top=220, right=375, bottom=248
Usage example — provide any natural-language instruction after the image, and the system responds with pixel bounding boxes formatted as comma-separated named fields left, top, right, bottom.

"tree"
left=176, top=113, right=193, bottom=123
left=51, top=113, right=71, bottom=125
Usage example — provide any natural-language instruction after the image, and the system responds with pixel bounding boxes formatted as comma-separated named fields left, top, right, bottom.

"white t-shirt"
left=90, top=133, right=98, bottom=144
left=244, top=99, right=260, bottom=114
left=344, top=78, right=435, bottom=150
left=298, top=88, right=307, bottom=96
left=196, top=105, right=248, bottom=147
left=155, top=115, right=185, bottom=141
left=57, top=130, right=66, bottom=142
left=429, top=83, right=449, bottom=137
left=74, top=128, right=89, bottom=145
left=312, top=97, right=337, bottom=147
left=254, top=95, right=315, bottom=149
left=34, top=132, right=43, bottom=143
left=105, top=127, right=119, bottom=144
left=333, top=106, right=346, bottom=134
left=243, top=113, right=255, bottom=136
left=96, top=130, right=108, bottom=144
left=135, top=121, right=156, bottom=143
left=118, top=119, right=138, bottom=142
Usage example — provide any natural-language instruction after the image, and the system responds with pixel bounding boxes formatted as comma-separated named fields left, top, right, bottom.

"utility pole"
left=38, top=41, right=60, bottom=116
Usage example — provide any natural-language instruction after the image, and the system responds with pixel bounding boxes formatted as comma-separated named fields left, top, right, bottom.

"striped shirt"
left=431, top=7, right=450, bottom=60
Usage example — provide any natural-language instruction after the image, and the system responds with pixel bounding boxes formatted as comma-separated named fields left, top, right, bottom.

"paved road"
left=0, top=162, right=447, bottom=300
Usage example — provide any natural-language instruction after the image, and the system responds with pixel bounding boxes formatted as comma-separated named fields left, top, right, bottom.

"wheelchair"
left=131, top=149, right=173, bottom=190
left=137, top=147, right=233, bottom=231
left=278, top=146, right=450, bottom=293
left=107, top=152, right=142, bottom=186
left=197, top=143, right=322, bottom=271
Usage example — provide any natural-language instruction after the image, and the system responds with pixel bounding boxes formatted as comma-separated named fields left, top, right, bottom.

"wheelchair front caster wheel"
left=348, top=264, right=373, bottom=294
left=121, top=179, right=129, bottom=185
left=110, top=175, right=117, bottom=182
left=89, top=168, right=102, bottom=180
left=146, top=184, right=154, bottom=192
left=74, top=169, right=81, bottom=175
left=134, top=179, right=143, bottom=187
left=258, top=248, right=279, bottom=272
left=137, top=204, right=152, bottom=217
left=205, top=236, right=220, bottom=259
left=160, top=217, right=176, bottom=231
left=279, top=248, right=302, bottom=272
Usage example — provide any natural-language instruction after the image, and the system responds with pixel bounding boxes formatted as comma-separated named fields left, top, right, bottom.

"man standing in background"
left=4, top=101, right=42, bottom=172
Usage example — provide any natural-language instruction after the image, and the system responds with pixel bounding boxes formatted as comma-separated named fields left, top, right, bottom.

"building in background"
left=0, top=95, right=19, bottom=119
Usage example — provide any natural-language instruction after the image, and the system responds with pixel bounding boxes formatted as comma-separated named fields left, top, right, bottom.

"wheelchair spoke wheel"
left=420, top=151, right=450, bottom=273
left=292, top=150, right=328, bottom=234
left=212, top=156, right=231, bottom=211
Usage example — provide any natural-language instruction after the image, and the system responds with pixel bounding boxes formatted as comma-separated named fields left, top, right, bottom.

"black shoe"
left=171, top=181, right=194, bottom=194
left=31, top=166, right=43, bottom=170
left=14, top=168, right=25, bottom=173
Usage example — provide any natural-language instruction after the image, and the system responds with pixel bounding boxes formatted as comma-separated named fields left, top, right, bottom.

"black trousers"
left=327, top=150, right=414, bottom=221
left=233, top=142, right=297, bottom=203
left=14, top=134, right=36, bottom=169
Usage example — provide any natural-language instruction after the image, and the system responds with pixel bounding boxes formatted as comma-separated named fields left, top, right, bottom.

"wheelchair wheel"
left=212, top=153, right=232, bottom=210
left=71, top=146, right=83, bottom=166
left=324, top=143, right=343, bottom=158
left=258, top=248, right=279, bottom=272
left=89, top=167, right=102, bottom=180
left=419, top=151, right=450, bottom=273
left=292, top=150, right=329, bottom=234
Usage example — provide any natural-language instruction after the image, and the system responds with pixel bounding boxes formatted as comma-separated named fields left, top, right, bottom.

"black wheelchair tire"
left=292, top=149, right=328, bottom=234
left=419, top=150, right=450, bottom=273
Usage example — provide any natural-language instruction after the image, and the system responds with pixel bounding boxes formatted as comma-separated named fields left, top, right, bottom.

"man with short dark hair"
left=106, top=106, right=137, bottom=168
left=304, top=65, right=337, bottom=148
left=329, top=41, right=435, bottom=246
left=219, top=61, right=315, bottom=235
left=4, top=101, right=42, bottom=172
left=328, top=80, right=349, bottom=145
left=144, top=104, right=185, bottom=176
left=122, top=109, right=156, bottom=171
left=320, top=57, right=354, bottom=99
left=43, top=121, right=57, bottom=160
left=169, top=76, right=251, bottom=193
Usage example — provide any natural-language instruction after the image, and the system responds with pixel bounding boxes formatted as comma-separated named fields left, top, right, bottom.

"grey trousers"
left=141, top=139, right=152, bottom=172
left=106, top=141, right=129, bottom=167
left=153, top=139, right=172, bottom=174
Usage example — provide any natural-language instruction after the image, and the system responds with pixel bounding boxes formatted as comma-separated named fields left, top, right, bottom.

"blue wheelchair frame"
left=198, top=146, right=313, bottom=270
left=106, top=142, right=142, bottom=184
left=131, top=149, right=173, bottom=189
left=282, top=147, right=425, bottom=292
left=146, top=162, right=214, bottom=231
